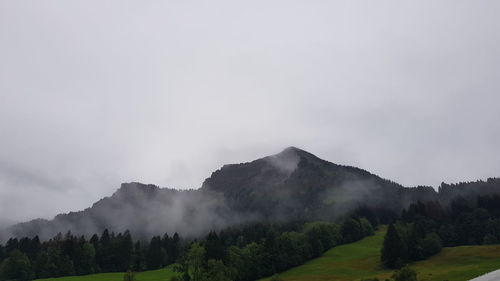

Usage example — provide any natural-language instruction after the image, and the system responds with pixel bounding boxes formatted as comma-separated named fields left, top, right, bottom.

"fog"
left=2, top=183, right=261, bottom=240
left=1, top=0, right=500, bottom=225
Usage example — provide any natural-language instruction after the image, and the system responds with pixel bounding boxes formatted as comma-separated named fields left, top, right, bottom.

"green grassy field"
left=35, top=265, right=179, bottom=281
left=34, top=228, right=500, bottom=281
left=260, top=226, right=500, bottom=281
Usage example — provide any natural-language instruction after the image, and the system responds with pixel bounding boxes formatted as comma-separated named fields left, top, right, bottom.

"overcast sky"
left=1, top=0, right=499, bottom=225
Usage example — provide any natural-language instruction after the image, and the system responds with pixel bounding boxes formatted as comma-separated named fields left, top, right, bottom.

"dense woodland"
left=381, top=193, right=500, bottom=269
left=0, top=217, right=374, bottom=281
left=2, top=178, right=500, bottom=281
left=0, top=229, right=182, bottom=280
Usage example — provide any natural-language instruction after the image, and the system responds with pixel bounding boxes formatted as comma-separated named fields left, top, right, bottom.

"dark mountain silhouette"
left=2, top=147, right=499, bottom=241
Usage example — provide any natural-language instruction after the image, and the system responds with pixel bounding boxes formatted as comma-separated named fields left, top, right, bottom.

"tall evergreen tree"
left=381, top=224, right=407, bottom=268
left=0, top=250, right=33, bottom=281
left=204, top=232, right=225, bottom=261
left=131, top=241, right=145, bottom=272
left=146, top=236, right=164, bottom=270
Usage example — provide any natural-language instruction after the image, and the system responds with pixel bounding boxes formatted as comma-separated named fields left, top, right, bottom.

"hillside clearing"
left=261, top=226, right=500, bottom=281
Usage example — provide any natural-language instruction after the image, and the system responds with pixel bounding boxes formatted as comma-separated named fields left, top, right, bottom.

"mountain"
left=202, top=147, right=443, bottom=221
left=2, top=147, right=500, bottom=241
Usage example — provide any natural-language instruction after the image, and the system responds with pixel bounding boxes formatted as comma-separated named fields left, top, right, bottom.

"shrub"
left=392, top=266, right=418, bottom=281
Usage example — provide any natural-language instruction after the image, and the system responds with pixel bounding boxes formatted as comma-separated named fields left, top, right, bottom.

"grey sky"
left=1, top=0, right=499, bottom=224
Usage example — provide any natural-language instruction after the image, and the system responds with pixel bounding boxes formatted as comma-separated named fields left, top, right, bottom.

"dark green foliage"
left=130, top=241, right=145, bottom=271
left=359, top=218, right=375, bottom=236
left=186, top=243, right=205, bottom=281
left=203, top=259, right=232, bottom=281
left=146, top=236, right=165, bottom=270
left=0, top=228, right=180, bottom=280
left=381, top=224, right=407, bottom=269
left=79, top=242, right=96, bottom=275
left=303, top=222, right=341, bottom=257
left=420, top=233, right=442, bottom=258
left=204, top=232, right=225, bottom=262
left=0, top=250, right=33, bottom=281
left=341, top=218, right=362, bottom=243
left=382, top=194, right=500, bottom=269
left=176, top=219, right=370, bottom=281
left=391, top=266, right=418, bottom=281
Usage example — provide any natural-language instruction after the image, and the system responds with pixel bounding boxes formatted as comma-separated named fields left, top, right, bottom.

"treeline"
left=381, top=194, right=500, bottom=268
left=0, top=216, right=375, bottom=281
left=0, top=230, right=182, bottom=281
left=174, top=217, right=375, bottom=281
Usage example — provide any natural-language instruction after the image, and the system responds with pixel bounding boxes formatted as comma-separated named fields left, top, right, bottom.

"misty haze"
left=1, top=1, right=500, bottom=281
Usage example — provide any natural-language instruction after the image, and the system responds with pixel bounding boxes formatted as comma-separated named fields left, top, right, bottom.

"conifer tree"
left=381, top=224, right=407, bottom=268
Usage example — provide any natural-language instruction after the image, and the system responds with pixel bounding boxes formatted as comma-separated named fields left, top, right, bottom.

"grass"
left=35, top=265, right=179, bottom=281
left=260, top=226, right=500, bottom=281
left=412, top=245, right=500, bottom=281
left=34, top=228, right=500, bottom=281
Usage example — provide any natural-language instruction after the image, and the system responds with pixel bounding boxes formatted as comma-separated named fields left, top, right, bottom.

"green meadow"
left=34, top=227, right=500, bottom=281
left=35, top=266, right=178, bottom=281
left=261, top=226, right=500, bottom=281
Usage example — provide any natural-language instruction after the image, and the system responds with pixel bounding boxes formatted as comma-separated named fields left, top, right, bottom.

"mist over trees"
left=0, top=217, right=375, bottom=281
left=2, top=148, right=500, bottom=280
left=5, top=148, right=500, bottom=244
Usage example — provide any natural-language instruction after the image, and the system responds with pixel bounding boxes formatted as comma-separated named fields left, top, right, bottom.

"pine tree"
left=204, top=232, right=225, bottom=261
left=381, top=224, right=407, bottom=268
left=131, top=241, right=145, bottom=272
left=146, top=236, right=164, bottom=270
left=0, top=250, right=33, bottom=281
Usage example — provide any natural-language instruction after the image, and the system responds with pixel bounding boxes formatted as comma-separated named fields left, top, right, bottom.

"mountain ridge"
left=2, top=147, right=499, bottom=241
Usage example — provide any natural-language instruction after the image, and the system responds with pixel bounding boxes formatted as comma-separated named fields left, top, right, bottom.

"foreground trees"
left=381, top=194, right=500, bottom=269
left=0, top=250, right=33, bottom=281
left=381, top=224, right=407, bottom=268
left=175, top=217, right=374, bottom=281
left=0, top=230, right=181, bottom=280
left=0, top=216, right=375, bottom=281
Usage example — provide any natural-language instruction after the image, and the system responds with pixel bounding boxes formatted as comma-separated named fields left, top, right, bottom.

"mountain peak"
left=272, top=146, right=323, bottom=163
left=265, top=147, right=305, bottom=175
left=111, top=182, right=161, bottom=200
left=277, top=146, right=307, bottom=155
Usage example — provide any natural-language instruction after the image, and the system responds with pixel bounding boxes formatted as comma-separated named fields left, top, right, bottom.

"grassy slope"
left=261, top=226, right=500, bottom=281
left=35, top=266, right=178, bottom=281
left=34, top=228, right=500, bottom=281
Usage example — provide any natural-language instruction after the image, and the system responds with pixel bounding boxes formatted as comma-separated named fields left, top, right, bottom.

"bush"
left=359, top=218, right=375, bottom=236
left=392, top=266, right=418, bottom=281
left=342, top=219, right=362, bottom=243
left=420, top=233, right=442, bottom=258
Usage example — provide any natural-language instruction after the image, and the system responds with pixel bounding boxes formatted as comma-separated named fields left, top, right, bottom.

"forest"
left=2, top=180, right=500, bottom=281
left=381, top=194, right=500, bottom=269
left=0, top=217, right=374, bottom=281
